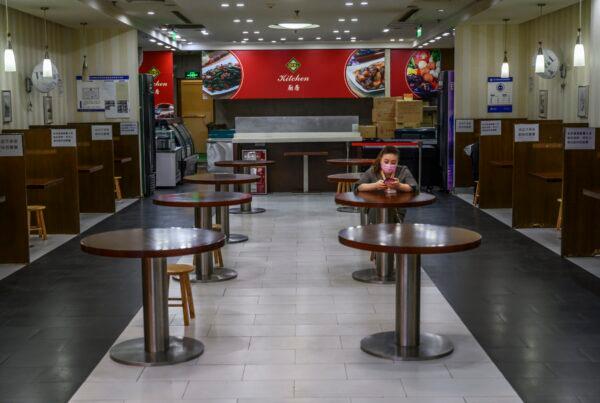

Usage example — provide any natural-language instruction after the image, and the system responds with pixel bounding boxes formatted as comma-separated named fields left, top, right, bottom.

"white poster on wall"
left=480, top=120, right=502, bottom=136
left=120, top=121, right=139, bottom=136
left=51, top=128, right=76, bottom=147
left=514, top=124, right=540, bottom=142
left=456, top=119, right=474, bottom=133
left=0, top=134, right=23, bottom=156
left=565, top=127, right=595, bottom=150
left=91, top=125, right=113, bottom=141
left=76, top=75, right=130, bottom=118
left=487, top=77, right=513, bottom=113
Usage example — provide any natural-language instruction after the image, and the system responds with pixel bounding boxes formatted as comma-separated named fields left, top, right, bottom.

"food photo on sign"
left=345, top=49, right=385, bottom=97
left=202, top=50, right=242, bottom=99
left=390, top=49, right=442, bottom=99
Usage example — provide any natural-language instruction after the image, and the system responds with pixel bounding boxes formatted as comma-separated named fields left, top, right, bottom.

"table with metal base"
left=327, top=159, right=374, bottom=213
left=327, top=173, right=362, bottom=214
left=154, top=192, right=252, bottom=283
left=215, top=160, right=275, bottom=214
left=283, top=151, right=329, bottom=193
left=339, top=223, right=481, bottom=360
left=80, top=228, right=224, bottom=366
left=335, top=191, right=436, bottom=284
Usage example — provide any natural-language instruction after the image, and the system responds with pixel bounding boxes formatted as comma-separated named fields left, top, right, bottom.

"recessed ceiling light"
left=336, top=36, right=341, bottom=40
left=333, top=29, right=339, bottom=33
left=160, top=27, right=167, bottom=31
left=233, top=18, right=241, bottom=23
left=351, top=18, right=358, bottom=22
left=437, top=9, right=445, bottom=12
left=242, top=31, right=249, bottom=34
left=435, top=36, right=442, bottom=40
left=442, top=32, right=450, bottom=37
left=242, top=38, right=249, bottom=41
left=201, top=30, right=209, bottom=35
left=271, top=22, right=319, bottom=29
left=236, top=2, right=245, bottom=7
left=382, top=28, right=390, bottom=33
left=271, top=40, right=277, bottom=43
left=345, top=2, right=354, bottom=6
left=156, top=42, right=163, bottom=46
left=221, top=3, right=230, bottom=7
left=316, top=36, right=322, bottom=40
left=390, top=38, right=395, bottom=42
left=429, top=39, right=436, bottom=43
left=258, top=37, right=264, bottom=41
left=351, top=38, right=356, bottom=42
left=280, top=37, right=286, bottom=41
left=246, top=18, right=254, bottom=23
left=147, top=10, right=155, bottom=15
left=180, top=38, right=187, bottom=41
left=343, top=29, right=350, bottom=33
left=360, top=1, right=368, bottom=5
left=338, top=18, right=346, bottom=22
left=149, top=38, right=156, bottom=43
left=418, top=45, right=423, bottom=48
left=253, top=30, right=260, bottom=34
left=350, top=36, right=356, bottom=40
left=298, top=37, right=304, bottom=40
left=398, top=38, right=404, bottom=42
left=188, top=41, right=194, bottom=44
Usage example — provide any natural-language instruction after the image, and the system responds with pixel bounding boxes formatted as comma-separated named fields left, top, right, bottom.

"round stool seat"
left=167, top=264, right=194, bottom=275
left=327, top=173, right=361, bottom=183
left=27, top=205, right=46, bottom=211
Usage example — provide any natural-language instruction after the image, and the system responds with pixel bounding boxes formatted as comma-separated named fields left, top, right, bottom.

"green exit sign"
left=416, top=25, right=423, bottom=38
left=185, top=70, right=201, bottom=80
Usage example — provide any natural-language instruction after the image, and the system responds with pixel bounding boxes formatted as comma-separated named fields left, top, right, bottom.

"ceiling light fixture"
left=201, top=30, right=209, bottom=36
left=573, top=0, right=585, bottom=67
left=156, top=42, right=163, bottom=46
left=398, top=38, right=404, bottom=42
left=390, top=38, right=395, bottom=42
left=233, top=18, right=241, bottom=23
left=360, top=1, right=368, bottom=4
left=254, top=30, right=260, bottom=34
left=336, top=37, right=341, bottom=40
left=280, top=37, right=286, bottom=41
left=333, top=29, right=339, bottom=33
left=271, top=40, right=277, bottom=43
left=242, top=31, right=249, bottom=34
left=270, top=10, right=319, bottom=30
left=41, top=7, right=52, bottom=78
left=437, top=9, right=445, bottom=13
left=149, top=38, right=156, bottom=43
left=535, top=4, right=546, bottom=73
left=345, top=2, right=354, bottom=6
left=246, top=18, right=253, bottom=23
left=501, top=18, right=510, bottom=78
left=258, top=37, right=264, bottom=41
left=80, top=22, right=89, bottom=81
left=442, top=32, right=450, bottom=37
left=298, top=37, right=304, bottom=40
left=316, top=36, right=321, bottom=40
left=3, top=0, right=15, bottom=72
left=382, top=28, right=390, bottom=33
left=236, top=3, right=245, bottom=7
left=435, top=36, right=442, bottom=40
left=338, top=18, right=346, bottom=22
left=147, top=10, right=155, bottom=15
left=221, top=3, right=230, bottom=7
left=351, top=18, right=358, bottom=22
left=344, top=29, right=350, bottom=33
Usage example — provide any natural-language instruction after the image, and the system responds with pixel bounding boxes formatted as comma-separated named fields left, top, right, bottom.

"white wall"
left=589, top=0, right=600, bottom=127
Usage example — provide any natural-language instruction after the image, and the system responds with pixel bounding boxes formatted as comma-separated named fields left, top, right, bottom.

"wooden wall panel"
left=0, top=133, right=29, bottom=263
left=112, top=123, right=141, bottom=198
left=69, top=123, right=115, bottom=213
left=562, top=129, right=600, bottom=256
left=25, top=127, right=80, bottom=234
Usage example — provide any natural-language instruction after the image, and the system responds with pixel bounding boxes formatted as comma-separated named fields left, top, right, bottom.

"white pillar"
left=589, top=0, right=600, bottom=127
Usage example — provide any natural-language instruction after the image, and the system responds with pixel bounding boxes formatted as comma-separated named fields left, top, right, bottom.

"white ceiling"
left=466, top=0, right=580, bottom=24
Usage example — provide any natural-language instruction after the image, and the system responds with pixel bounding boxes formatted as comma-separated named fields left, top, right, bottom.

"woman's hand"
left=373, top=180, right=387, bottom=190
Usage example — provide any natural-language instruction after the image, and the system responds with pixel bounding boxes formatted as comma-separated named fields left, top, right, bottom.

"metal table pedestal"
left=214, top=184, right=248, bottom=243
left=360, top=253, right=453, bottom=361
left=110, top=257, right=204, bottom=366
left=230, top=167, right=265, bottom=214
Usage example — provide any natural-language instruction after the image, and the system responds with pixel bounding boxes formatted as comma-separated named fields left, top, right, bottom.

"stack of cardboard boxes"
left=368, top=97, right=425, bottom=139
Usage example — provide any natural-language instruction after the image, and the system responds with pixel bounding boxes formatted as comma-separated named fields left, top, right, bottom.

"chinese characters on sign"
left=91, top=125, right=113, bottom=141
left=455, top=119, right=474, bottom=133
left=565, top=127, right=595, bottom=150
left=487, top=77, right=513, bottom=113
left=480, top=120, right=502, bottom=136
left=0, top=134, right=23, bottom=156
left=514, top=124, right=540, bottom=142
left=51, top=129, right=76, bottom=147
left=120, top=122, right=139, bottom=136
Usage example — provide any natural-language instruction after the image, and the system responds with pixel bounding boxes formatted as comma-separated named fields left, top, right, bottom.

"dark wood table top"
left=153, top=191, right=252, bottom=208
left=184, top=173, right=260, bottom=185
left=327, top=158, right=374, bottom=166
left=489, top=160, right=514, bottom=168
left=81, top=228, right=225, bottom=258
left=283, top=151, right=329, bottom=157
left=78, top=164, right=104, bottom=173
left=335, top=191, right=436, bottom=208
left=327, top=173, right=362, bottom=183
left=528, top=171, right=563, bottom=182
left=215, top=160, right=275, bottom=168
left=114, top=156, right=133, bottom=164
left=26, top=177, right=65, bottom=189
left=339, top=223, right=482, bottom=254
left=583, top=188, right=600, bottom=200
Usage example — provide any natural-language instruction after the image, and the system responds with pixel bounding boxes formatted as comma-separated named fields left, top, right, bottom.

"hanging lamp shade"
left=501, top=52, right=510, bottom=78
left=42, top=48, right=52, bottom=78
left=82, top=55, right=89, bottom=81
left=4, top=35, right=16, bottom=72
left=535, top=42, right=545, bottom=73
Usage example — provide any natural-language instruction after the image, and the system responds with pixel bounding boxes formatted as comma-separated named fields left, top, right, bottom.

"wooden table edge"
left=184, top=176, right=261, bottom=185
left=334, top=192, right=437, bottom=208
left=338, top=234, right=481, bottom=255
left=152, top=194, right=253, bottom=208
left=81, top=237, right=225, bottom=259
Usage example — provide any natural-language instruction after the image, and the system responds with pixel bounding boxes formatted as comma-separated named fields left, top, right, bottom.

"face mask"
left=380, top=162, right=397, bottom=175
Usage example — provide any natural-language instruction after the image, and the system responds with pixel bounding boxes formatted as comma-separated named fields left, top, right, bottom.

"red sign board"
left=139, top=51, right=175, bottom=107
left=390, top=49, right=442, bottom=99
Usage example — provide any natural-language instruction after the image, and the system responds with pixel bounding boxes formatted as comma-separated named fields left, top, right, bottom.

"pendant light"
left=534, top=4, right=546, bottom=74
left=41, top=6, right=52, bottom=78
left=500, top=18, right=510, bottom=78
left=3, top=0, right=15, bottom=72
left=81, top=22, right=89, bottom=81
left=573, top=0, right=585, bottom=67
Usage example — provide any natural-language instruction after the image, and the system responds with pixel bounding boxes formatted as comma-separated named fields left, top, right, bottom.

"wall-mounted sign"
left=120, top=121, right=139, bottom=136
left=391, top=49, right=442, bottom=100
left=565, top=127, right=595, bottom=150
left=139, top=51, right=174, bottom=107
left=514, top=124, right=539, bottom=142
left=91, top=125, right=113, bottom=141
left=51, top=128, right=76, bottom=147
left=416, top=25, right=423, bottom=38
left=76, top=75, right=130, bottom=118
left=456, top=119, right=474, bottom=133
left=184, top=70, right=201, bottom=80
left=0, top=134, right=23, bottom=156
left=487, top=77, right=513, bottom=113
left=480, top=120, right=502, bottom=136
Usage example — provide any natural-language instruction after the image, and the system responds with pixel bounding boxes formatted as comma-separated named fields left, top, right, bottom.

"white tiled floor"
left=70, top=194, right=521, bottom=403
left=0, top=198, right=138, bottom=280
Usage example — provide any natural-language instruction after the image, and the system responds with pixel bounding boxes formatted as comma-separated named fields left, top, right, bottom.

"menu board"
left=0, top=134, right=23, bottom=156
left=514, top=124, right=539, bottom=142
left=565, top=127, right=595, bottom=150
left=51, top=128, right=76, bottom=147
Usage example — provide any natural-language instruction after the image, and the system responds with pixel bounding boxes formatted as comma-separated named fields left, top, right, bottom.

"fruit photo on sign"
left=406, top=49, right=441, bottom=99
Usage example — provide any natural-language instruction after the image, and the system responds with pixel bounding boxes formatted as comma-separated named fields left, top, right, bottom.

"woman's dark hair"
left=371, top=145, right=400, bottom=174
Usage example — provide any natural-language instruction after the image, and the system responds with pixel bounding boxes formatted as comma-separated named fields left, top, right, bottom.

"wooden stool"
left=556, top=198, right=563, bottom=231
left=27, top=205, right=47, bottom=240
left=167, top=264, right=196, bottom=326
left=473, top=180, right=480, bottom=206
left=211, top=224, right=224, bottom=268
left=114, top=176, right=123, bottom=200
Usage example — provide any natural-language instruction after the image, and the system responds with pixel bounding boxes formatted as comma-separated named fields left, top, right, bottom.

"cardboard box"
left=372, top=96, right=401, bottom=122
left=358, top=125, right=377, bottom=137
left=395, top=100, right=423, bottom=125
left=376, top=121, right=396, bottom=139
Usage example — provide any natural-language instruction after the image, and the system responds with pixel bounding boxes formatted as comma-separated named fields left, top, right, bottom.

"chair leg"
left=179, top=275, right=190, bottom=326
left=556, top=199, right=563, bottom=231
left=473, top=181, right=480, bottom=206
left=27, top=210, right=31, bottom=235
left=114, top=177, right=123, bottom=200
left=183, top=274, right=195, bottom=319
left=336, top=182, right=341, bottom=194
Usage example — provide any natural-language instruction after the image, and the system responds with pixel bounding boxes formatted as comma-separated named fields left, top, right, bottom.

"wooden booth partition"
left=25, top=126, right=80, bottom=234
left=112, top=123, right=141, bottom=198
left=454, top=119, right=479, bottom=188
left=0, top=132, right=29, bottom=263
left=512, top=121, right=565, bottom=228
left=69, top=123, right=116, bottom=213
left=478, top=119, right=522, bottom=209
left=562, top=128, right=600, bottom=256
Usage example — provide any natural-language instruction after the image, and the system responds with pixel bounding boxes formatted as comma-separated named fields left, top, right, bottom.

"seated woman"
left=355, top=145, right=417, bottom=223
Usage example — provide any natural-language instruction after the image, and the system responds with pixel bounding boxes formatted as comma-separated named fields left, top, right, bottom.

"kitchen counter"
left=233, top=132, right=362, bottom=144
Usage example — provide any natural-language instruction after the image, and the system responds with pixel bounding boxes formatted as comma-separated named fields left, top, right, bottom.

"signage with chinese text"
left=51, top=128, right=76, bottom=147
left=0, top=134, right=23, bottom=156
left=514, top=124, right=539, bottom=142
left=91, top=125, right=113, bottom=141
left=565, top=127, right=595, bottom=150
left=480, top=120, right=502, bottom=136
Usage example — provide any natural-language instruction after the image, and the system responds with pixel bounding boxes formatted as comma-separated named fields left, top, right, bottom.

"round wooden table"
left=80, top=228, right=225, bottom=366
left=184, top=173, right=259, bottom=243
left=214, top=160, right=275, bottom=214
left=153, top=192, right=251, bottom=283
left=327, top=173, right=363, bottom=214
left=326, top=158, right=374, bottom=173
left=335, top=191, right=436, bottom=284
left=339, top=223, right=481, bottom=361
